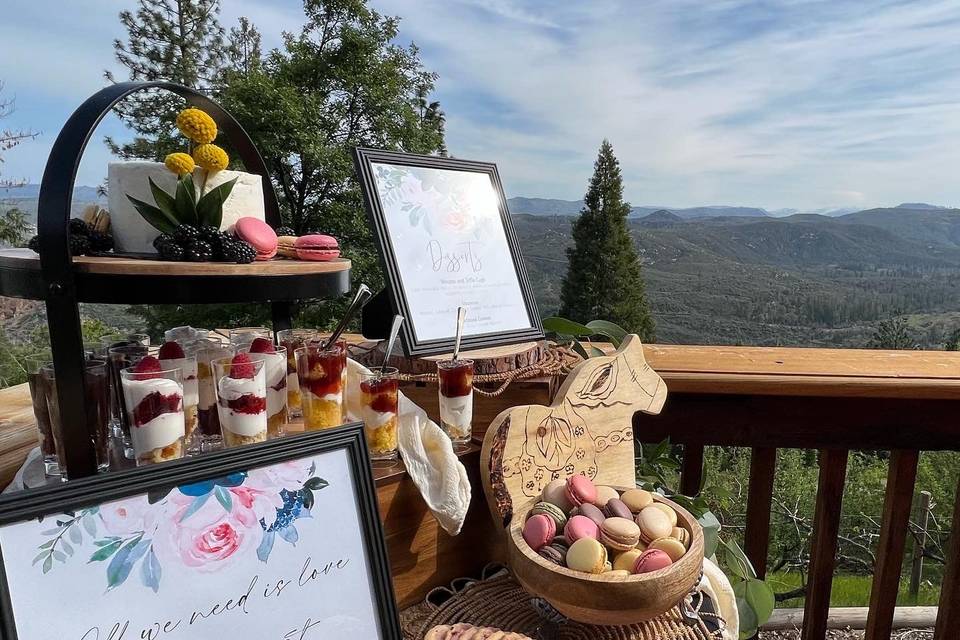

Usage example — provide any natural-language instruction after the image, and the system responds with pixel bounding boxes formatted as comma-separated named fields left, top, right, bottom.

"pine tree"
left=558, top=140, right=655, bottom=340
left=226, top=17, right=262, bottom=77
left=104, top=0, right=227, bottom=160
left=0, top=82, right=37, bottom=188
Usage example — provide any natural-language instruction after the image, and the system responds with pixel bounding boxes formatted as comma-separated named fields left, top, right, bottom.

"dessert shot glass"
left=276, top=328, right=317, bottom=418
left=25, top=352, right=58, bottom=476
left=158, top=351, right=199, bottom=443
left=164, top=326, right=209, bottom=344
left=244, top=345, right=288, bottom=439
left=107, top=344, right=150, bottom=456
left=212, top=356, right=268, bottom=447
left=229, top=326, right=272, bottom=350
left=192, top=340, right=234, bottom=452
left=359, top=366, right=400, bottom=463
left=296, top=340, right=346, bottom=431
left=120, top=366, right=185, bottom=466
left=42, top=361, right=111, bottom=478
left=437, top=358, right=474, bottom=450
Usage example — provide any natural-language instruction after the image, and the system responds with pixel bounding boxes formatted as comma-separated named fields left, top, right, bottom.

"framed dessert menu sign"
left=0, top=425, right=401, bottom=640
left=353, top=148, right=543, bottom=356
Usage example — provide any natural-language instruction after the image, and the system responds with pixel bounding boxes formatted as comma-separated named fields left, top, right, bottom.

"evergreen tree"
left=226, top=17, right=262, bottom=77
left=105, top=0, right=227, bottom=160
left=558, top=140, right=655, bottom=340
left=867, top=316, right=917, bottom=349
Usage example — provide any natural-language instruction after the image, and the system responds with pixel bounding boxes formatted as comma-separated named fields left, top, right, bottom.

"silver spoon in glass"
left=381, top=315, right=404, bottom=373
left=452, top=306, right=466, bottom=361
left=323, top=284, right=372, bottom=350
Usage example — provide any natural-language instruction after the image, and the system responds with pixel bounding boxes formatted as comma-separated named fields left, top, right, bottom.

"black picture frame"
left=353, top=147, right=544, bottom=357
left=0, top=424, right=401, bottom=640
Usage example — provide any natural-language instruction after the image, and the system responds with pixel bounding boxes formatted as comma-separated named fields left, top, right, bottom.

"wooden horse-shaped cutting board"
left=481, top=335, right=668, bottom=528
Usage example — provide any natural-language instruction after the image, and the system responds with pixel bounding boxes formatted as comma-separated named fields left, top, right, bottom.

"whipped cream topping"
left=121, top=378, right=185, bottom=454
left=361, top=405, right=395, bottom=428
left=217, top=368, right=267, bottom=437
left=160, top=356, right=199, bottom=406
left=249, top=352, right=286, bottom=417
left=440, top=392, right=473, bottom=430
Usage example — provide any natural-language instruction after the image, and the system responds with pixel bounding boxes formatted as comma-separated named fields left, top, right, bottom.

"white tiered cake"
left=107, top=161, right=267, bottom=253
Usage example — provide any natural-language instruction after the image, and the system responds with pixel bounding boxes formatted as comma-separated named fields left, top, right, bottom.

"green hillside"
left=514, top=209, right=960, bottom=347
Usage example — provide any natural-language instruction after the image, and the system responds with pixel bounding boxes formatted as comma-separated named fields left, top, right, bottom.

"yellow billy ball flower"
left=176, top=108, right=218, bottom=144
left=192, top=144, right=229, bottom=172
left=163, top=152, right=195, bottom=176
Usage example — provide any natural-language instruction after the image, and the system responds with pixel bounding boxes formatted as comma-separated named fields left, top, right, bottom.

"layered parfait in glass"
left=277, top=328, right=315, bottom=418
left=359, top=366, right=400, bottom=462
left=437, top=358, right=474, bottom=449
left=158, top=341, right=199, bottom=441
left=120, top=356, right=186, bottom=466
left=245, top=337, right=288, bottom=438
left=213, top=353, right=268, bottom=447
left=193, top=339, right=233, bottom=450
left=296, top=340, right=347, bottom=430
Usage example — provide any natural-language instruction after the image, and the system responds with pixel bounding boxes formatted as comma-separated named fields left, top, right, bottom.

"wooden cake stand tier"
left=0, top=249, right=352, bottom=304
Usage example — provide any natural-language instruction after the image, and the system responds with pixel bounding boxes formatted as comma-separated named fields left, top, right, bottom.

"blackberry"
left=173, top=224, right=200, bottom=245
left=197, top=225, right=221, bottom=244
left=158, top=242, right=185, bottom=262
left=68, top=218, right=89, bottom=236
left=185, top=239, right=214, bottom=262
left=153, top=233, right=175, bottom=250
left=27, top=235, right=41, bottom=254
left=88, top=232, right=114, bottom=252
left=274, top=226, right=295, bottom=237
left=69, top=234, right=90, bottom=256
left=223, top=239, right=256, bottom=264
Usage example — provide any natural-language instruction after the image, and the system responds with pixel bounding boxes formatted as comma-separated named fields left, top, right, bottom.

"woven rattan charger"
left=414, top=567, right=724, bottom=640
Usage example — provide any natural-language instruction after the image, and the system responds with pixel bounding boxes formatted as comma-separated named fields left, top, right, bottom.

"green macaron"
left=530, top=501, right=568, bottom=530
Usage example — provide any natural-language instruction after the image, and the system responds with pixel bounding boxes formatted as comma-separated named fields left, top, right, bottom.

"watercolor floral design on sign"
left=32, top=460, right=327, bottom=592
left=373, top=163, right=484, bottom=238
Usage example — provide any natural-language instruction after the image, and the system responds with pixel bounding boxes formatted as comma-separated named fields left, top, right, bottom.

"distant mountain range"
left=506, top=196, right=951, bottom=220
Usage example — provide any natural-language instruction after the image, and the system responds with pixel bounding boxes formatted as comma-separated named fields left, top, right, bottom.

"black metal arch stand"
left=36, top=81, right=306, bottom=479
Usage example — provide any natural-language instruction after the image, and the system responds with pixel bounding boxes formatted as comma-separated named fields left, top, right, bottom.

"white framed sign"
left=0, top=426, right=400, bottom=640
left=354, top=148, right=543, bottom=356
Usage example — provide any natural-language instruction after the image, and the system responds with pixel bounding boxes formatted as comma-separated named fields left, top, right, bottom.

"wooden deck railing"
left=638, top=345, right=960, bottom=640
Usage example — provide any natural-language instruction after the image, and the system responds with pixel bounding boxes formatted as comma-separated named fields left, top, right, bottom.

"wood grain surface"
left=353, top=340, right=546, bottom=376
left=481, top=335, right=668, bottom=529
left=0, top=249, right=350, bottom=276
left=507, top=491, right=703, bottom=625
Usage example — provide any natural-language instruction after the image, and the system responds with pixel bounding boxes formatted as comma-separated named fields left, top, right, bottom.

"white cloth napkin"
left=700, top=557, right=739, bottom=639
left=345, top=359, right=472, bottom=535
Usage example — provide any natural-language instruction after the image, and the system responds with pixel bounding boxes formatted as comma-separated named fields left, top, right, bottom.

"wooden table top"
left=2, top=343, right=958, bottom=489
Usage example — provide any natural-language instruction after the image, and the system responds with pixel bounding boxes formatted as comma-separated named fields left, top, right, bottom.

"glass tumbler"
left=42, top=360, right=111, bottom=478
left=359, top=367, right=400, bottom=462
left=296, top=341, right=346, bottom=431
left=192, top=339, right=234, bottom=451
left=158, top=352, right=199, bottom=442
left=229, top=327, right=272, bottom=350
left=277, top=328, right=317, bottom=418
left=25, top=352, right=57, bottom=476
left=120, top=365, right=185, bottom=466
left=212, top=356, right=268, bottom=448
left=437, top=358, right=474, bottom=450
left=245, top=345, right=288, bottom=439
left=108, top=344, right=149, bottom=456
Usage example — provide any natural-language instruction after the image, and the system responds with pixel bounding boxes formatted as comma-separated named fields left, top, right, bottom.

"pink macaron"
left=565, top=474, right=598, bottom=508
left=522, top=514, right=556, bottom=551
left=294, top=234, right=340, bottom=261
left=234, top=217, right=278, bottom=261
left=633, top=549, right=673, bottom=574
left=563, top=514, right=600, bottom=543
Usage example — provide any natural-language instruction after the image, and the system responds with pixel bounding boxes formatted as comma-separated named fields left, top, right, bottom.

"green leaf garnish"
left=175, top=175, right=198, bottom=226
left=126, top=194, right=178, bottom=234
left=148, top=178, right=178, bottom=221
left=196, top=177, right=237, bottom=228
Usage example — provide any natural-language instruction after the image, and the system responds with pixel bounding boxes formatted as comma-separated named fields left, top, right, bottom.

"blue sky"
left=1, top=0, right=959, bottom=210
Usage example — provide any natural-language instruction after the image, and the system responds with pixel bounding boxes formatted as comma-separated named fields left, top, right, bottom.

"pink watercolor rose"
left=247, top=460, right=312, bottom=492
left=156, top=495, right=260, bottom=572
left=99, top=495, right=157, bottom=536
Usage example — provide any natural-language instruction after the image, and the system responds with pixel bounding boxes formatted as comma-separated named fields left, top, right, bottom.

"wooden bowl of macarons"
left=506, top=478, right=704, bottom=626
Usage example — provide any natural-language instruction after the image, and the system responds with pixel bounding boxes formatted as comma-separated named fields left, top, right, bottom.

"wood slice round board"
left=352, top=340, right=546, bottom=376
left=480, top=334, right=669, bottom=529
